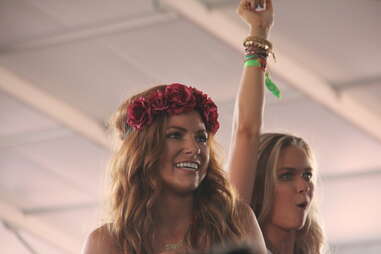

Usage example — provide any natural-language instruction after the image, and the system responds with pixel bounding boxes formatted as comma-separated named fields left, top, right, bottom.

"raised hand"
left=237, top=0, right=274, bottom=38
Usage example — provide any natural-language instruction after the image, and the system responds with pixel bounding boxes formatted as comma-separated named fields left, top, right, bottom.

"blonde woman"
left=82, top=83, right=266, bottom=254
left=228, top=1, right=325, bottom=253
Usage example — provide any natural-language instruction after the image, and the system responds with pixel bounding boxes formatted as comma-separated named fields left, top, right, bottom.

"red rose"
left=165, top=83, right=196, bottom=114
left=127, top=97, right=152, bottom=130
left=201, top=97, right=220, bottom=133
left=125, top=83, right=219, bottom=134
left=149, top=89, right=168, bottom=112
left=192, top=88, right=208, bottom=105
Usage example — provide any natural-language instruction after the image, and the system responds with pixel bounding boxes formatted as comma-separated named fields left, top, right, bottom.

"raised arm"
left=227, top=0, right=274, bottom=204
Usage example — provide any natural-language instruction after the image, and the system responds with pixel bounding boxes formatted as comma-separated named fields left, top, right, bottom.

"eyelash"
left=279, top=171, right=313, bottom=181
left=303, top=172, right=313, bottom=181
left=196, top=134, right=208, bottom=143
left=279, top=172, right=293, bottom=181
left=166, top=132, right=182, bottom=139
left=166, top=132, right=208, bottom=143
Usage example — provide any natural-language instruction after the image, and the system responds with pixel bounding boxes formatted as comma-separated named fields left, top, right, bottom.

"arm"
left=227, top=0, right=274, bottom=204
left=237, top=201, right=267, bottom=252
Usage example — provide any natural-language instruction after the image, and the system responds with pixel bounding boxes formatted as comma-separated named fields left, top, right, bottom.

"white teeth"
left=175, top=162, right=199, bottom=170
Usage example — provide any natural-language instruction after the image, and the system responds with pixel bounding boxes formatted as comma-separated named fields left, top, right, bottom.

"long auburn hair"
left=252, top=133, right=325, bottom=254
left=105, top=85, right=246, bottom=254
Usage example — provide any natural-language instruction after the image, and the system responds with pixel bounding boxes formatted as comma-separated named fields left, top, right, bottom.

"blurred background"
left=0, top=0, right=380, bottom=253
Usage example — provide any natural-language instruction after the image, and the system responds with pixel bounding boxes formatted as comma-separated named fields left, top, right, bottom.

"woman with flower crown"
left=81, top=0, right=271, bottom=253
left=81, top=83, right=269, bottom=253
left=81, top=82, right=267, bottom=254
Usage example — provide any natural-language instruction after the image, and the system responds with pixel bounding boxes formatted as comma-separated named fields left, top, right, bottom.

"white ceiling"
left=0, top=0, right=380, bottom=253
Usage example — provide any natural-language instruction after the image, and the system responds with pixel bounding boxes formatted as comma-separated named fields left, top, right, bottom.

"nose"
left=183, top=137, right=201, bottom=156
left=296, top=176, right=310, bottom=193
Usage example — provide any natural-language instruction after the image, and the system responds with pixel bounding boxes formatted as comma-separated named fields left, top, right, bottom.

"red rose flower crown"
left=126, top=83, right=219, bottom=134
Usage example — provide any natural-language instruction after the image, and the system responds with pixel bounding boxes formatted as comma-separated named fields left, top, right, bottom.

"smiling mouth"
left=175, top=162, right=199, bottom=171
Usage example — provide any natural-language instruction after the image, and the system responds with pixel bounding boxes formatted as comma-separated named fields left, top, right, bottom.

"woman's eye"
left=279, top=172, right=293, bottom=181
left=196, top=134, right=208, bottom=143
left=303, top=172, right=313, bottom=181
left=166, top=132, right=182, bottom=139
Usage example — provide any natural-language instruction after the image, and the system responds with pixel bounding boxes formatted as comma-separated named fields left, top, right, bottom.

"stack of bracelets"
left=243, top=36, right=281, bottom=98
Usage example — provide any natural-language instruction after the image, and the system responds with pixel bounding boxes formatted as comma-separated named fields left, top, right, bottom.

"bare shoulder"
left=236, top=200, right=255, bottom=222
left=236, top=201, right=267, bottom=253
left=81, top=224, right=121, bottom=254
left=236, top=201, right=258, bottom=234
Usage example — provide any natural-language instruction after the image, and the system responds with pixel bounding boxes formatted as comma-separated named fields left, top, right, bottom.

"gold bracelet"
left=243, top=36, right=276, bottom=62
left=243, top=36, right=273, bottom=50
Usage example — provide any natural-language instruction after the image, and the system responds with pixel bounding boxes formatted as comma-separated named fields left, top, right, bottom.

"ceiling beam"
left=0, top=67, right=112, bottom=150
left=322, top=167, right=381, bottom=182
left=0, top=127, right=72, bottom=148
left=330, top=238, right=381, bottom=251
left=3, top=221, right=38, bottom=254
left=161, top=0, right=381, bottom=143
left=194, top=0, right=239, bottom=9
left=333, top=75, right=381, bottom=91
left=23, top=202, right=98, bottom=215
left=0, top=12, right=177, bottom=54
left=0, top=200, right=81, bottom=253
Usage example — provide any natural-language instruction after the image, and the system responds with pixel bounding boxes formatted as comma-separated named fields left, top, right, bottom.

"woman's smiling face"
left=159, top=110, right=210, bottom=194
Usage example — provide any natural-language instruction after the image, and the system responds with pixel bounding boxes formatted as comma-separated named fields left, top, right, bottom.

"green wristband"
left=244, top=54, right=259, bottom=60
left=244, top=59, right=282, bottom=98
left=244, top=59, right=261, bottom=67
left=265, top=72, right=281, bottom=98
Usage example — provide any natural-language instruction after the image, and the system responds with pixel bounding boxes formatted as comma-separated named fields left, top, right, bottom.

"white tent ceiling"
left=0, top=0, right=380, bottom=253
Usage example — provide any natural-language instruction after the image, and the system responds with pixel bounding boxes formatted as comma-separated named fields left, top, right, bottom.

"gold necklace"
left=164, top=240, right=184, bottom=251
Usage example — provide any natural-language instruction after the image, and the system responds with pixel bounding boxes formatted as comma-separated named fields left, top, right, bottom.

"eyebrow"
left=278, top=167, right=313, bottom=172
left=166, top=126, right=207, bottom=133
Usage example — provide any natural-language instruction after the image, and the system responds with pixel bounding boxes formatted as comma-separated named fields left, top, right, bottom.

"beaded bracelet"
left=243, top=36, right=273, bottom=51
left=244, top=58, right=267, bottom=71
left=245, top=51, right=269, bottom=59
left=244, top=36, right=276, bottom=62
left=243, top=40, right=281, bottom=98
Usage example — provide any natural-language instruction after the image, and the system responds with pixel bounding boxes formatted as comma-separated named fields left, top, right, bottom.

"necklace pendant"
left=164, top=241, right=184, bottom=251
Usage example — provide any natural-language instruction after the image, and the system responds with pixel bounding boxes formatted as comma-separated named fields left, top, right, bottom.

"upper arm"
left=227, top=129, right=260, bottom=204
left=81, top=226, right=120, bottom=254
left=237, top=202, right=267, bottom=253
left=227, top=65, right=264, bottom=204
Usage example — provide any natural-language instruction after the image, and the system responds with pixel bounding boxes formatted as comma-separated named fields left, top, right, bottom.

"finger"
left=260, top=0, right=266, bottom=8
left=249, top=0, right=255, bottom=11
left=245, top=0, right=252, bottom=11
left=237, top=0, right=246, bottom=15
left=265, top=0, right=273, bottom=10
left=262, top=0, right=267, bottom=10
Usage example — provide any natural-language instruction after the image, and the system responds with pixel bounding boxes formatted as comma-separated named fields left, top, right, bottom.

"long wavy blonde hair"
left=105, top=85, right=246, bottom=254
left=251, top=133, right=325, bottom=254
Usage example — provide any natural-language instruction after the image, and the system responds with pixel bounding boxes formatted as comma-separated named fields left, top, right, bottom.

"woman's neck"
left=263, top=223, right=296, bottom=254
left=154, top=190, right=194, bottom=232
left=152, top=191, right=194, bottom=253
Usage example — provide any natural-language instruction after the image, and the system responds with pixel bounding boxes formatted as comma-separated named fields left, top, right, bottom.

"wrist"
left=249, top=27, right=270, bottom=39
